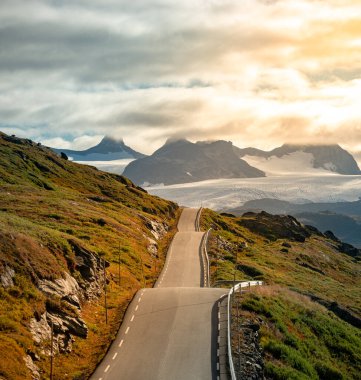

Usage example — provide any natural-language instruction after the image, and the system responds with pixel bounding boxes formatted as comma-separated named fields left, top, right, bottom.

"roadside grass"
left=201, top=209, right=361, bottom=312
left=238, top=287, right=361, bottom=380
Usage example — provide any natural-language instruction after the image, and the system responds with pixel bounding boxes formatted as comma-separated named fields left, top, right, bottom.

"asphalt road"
left=91, top=208, right=225, bottom=380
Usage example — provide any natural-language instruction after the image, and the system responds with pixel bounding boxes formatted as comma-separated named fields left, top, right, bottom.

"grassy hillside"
left=0, top=133, right=179, bottom=379
left=201, top=209, right=361, bottom=379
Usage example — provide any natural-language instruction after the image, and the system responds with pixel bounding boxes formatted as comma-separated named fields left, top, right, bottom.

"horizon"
left=1, top=1, right=361, bottom=156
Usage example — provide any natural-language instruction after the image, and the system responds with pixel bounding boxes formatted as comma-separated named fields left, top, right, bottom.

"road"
left=91, top=208, right=225, bottom=380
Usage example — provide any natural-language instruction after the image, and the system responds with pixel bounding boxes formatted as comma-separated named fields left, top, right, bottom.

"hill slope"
left=235, top=144, right=361, bottom=175
left=201, top=209, right=361, bottom=379
left=52, top=136, right=146, bottom=161
left=226, top=198, right=361, bottom=247
left=0, top=132, right=178, bottom=379
left=123, top=139, right=265, bottom=185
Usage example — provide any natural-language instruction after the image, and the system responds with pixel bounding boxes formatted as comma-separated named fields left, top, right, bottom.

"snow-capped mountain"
left=235, top=144, right=361, bottom=176
left=52, top=136, right=146, bottom=161
left=123, top=139, right=265, bottom=186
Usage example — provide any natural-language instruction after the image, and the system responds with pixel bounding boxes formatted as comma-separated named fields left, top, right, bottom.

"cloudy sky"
left=1, top=0, right=361, bottom=155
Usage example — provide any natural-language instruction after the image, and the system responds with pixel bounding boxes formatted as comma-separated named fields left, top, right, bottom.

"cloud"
left=0, top=0, right=360, bottom=154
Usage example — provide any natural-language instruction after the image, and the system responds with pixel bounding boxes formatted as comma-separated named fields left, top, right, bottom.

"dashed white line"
left=104, top=365, right=110, bottom=373
left=138, top=298, right=142, bottom=303
left=131, top=315, right=135, bottom=322
left=125, top=327, right=130, bottom=334
left=112, top=352, right=118, bottom=360
left=118, top=339, right=124, bottom=347
left=135, top=305, right=139, bottom=311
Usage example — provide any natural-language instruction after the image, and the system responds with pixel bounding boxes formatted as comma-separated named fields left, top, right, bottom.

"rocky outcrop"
left=0, top=265, right=15, bottom=287
left=38, top=272, right=81, bottom=308
left=324, top=231, right=361, bottom=258
left=30, top=310, right=88, bottom=355
left=140, top=215, right=169, bottom=257
left=239, top=211, right=317, bottom=242
left=69, top=239, right=107, bottom=300
left=30, top=241, right=105, bottom=357
left=24, top=355, right=40, bottom=380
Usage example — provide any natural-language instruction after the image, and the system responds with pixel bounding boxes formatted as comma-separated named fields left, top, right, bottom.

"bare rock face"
left=31, top=242, right=104, bottom=357
left=24, top=355, right=40, bottom=380
left=30, top=312, right=88, bottom=355
left=140, top=215, right=168, bottom=256
left=38, top=272, right=81, bottom=308
left=69, top=239, right=106, bottom=300
left=0, top=265, right=15, bottom=287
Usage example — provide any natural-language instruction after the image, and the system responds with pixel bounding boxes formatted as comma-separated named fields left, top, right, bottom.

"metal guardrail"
left=227, top=281, right=263, bottom=380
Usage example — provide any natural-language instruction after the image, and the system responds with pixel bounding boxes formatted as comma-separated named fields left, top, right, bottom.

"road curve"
left=91, top=208, right=224, bottom=380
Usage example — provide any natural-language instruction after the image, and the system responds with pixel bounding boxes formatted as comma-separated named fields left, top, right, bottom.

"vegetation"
left=201, top=209, right=361, bottom=379
left=0, top=133, right=179, bottom=379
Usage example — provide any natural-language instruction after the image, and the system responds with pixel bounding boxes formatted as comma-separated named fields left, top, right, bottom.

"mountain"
left=51, top=136, right=146, bottom=161
left=123, top=139, right=265, bottom=186
left=225, top=198, right=361, bottom=247
left=235, top=144, right=361, bottom=175
left=0, top=132, right=178, bottom=379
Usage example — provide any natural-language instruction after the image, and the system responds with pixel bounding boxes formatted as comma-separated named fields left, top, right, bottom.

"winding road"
left=91, top=208, right=225, bottom=380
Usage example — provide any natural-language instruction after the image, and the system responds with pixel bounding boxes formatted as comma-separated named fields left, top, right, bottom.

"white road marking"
left=112, top=352, right=118, bottom=360
left=118, top=339, right=124, bottom=347
left=131, top=315, right=135, bottom=322
left=135, top=305, right=139, bottom=311
left=217, top=349, right=219, bottom=356
left=217, top=363, right=220, bottom=370
left=125, top=327, right=130, bottom=334
left=138, top=298, right=142, bottom=303
left=104, top=365, right=110, bottom=373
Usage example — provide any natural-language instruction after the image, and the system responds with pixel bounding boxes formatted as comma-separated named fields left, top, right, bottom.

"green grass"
left=238, top=288, right=361, bottom=379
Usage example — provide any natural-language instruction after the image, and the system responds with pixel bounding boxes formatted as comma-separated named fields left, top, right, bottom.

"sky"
left=0, top=0, right=361, bottom=155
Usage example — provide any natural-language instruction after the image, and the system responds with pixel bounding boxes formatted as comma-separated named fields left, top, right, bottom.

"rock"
left=38, top=272, right=81, bottom=308
left=140, top=215, right=168, bottom=240
left=238, top=212, right=311, bottom=242
left=147, top=237, right=158, bottom=256
left=30, top=313, right=51, bottom=344
left=0, top=266, right=15, bottom=287
left=24, top=355, right=40, bottom=380
left=68, top=239, right=105, bottom=300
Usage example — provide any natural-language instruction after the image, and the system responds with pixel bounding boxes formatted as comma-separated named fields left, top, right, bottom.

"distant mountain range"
left=52, top=137, right=361, bottom=184
left=52, top=136, right=145, bottom=161
left=226, top=197, right=361, bottom=248
left=123, top=139, right=265, bottom=185
left=236, top=144, right=361, bottom=175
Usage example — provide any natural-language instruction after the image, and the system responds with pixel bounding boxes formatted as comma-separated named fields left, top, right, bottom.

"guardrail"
left=227, top=281, right=263, bottom=380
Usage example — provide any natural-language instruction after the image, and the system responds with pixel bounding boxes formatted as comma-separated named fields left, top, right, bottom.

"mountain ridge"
left=123, top=139, right=265, bottom=185
left=51, top=136, right=146, bottom=161
left=235, top=143, right=361, bottom=175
